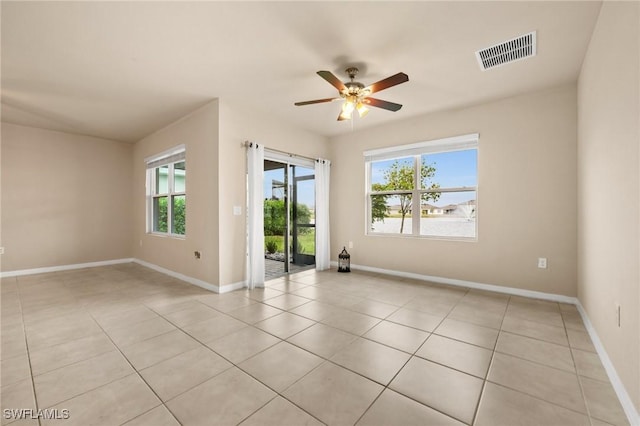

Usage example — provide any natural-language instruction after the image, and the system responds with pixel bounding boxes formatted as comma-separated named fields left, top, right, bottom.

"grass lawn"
left=265, top=233, right=315, bottom=254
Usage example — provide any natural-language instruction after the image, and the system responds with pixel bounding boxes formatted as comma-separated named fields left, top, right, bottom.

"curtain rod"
left=244, top=140, right=319, bottom=162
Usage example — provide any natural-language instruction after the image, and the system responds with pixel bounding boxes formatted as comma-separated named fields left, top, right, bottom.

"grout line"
left=14, top=275, right=43, bottom=426
left=85, top=312, right=183, bottom=426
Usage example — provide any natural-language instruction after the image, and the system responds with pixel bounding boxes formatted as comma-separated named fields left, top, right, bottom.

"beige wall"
left=217, top=99, right=329, bottom=287
left=577, top=1, right=640, bottom=414
left=132, top=100, right=220, bottom=286
left=329, top=85, right=578, bottom=296
left=0, top=123, right=133, bottom=271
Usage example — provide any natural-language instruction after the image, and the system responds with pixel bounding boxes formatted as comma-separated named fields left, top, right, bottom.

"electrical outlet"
left=537, top=257, right=547, bottom=269
left=194, top=251, right=201, bottom=259
left=0, top=247, right=4, bottom=255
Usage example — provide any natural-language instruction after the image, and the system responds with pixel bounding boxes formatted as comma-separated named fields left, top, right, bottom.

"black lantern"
left=338, top=247, right=351, bottom=273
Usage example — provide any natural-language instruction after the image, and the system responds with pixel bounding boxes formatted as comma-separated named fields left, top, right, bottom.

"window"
left=146, top=146, right=186, bottom=237
left=365, top=134, right=478, bottom=240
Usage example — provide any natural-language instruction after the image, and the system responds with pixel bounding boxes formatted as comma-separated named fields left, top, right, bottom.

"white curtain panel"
left=246, top=143, right=265, bottom=289
left=315, top=158, right=331, bottom=271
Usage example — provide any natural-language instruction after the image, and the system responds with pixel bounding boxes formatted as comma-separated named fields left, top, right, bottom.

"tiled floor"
left=0, top=263, right=629, bottom=426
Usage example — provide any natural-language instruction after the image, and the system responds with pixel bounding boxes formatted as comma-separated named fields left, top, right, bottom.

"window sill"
left=365, top=232, right=477, bottom=243
left=148, top=232, right=186, bottom=240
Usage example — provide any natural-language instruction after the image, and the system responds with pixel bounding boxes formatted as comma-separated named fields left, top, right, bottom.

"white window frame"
left=364, top=133, right=478, bottom=241
left=145, top=145, right=186, bottom=238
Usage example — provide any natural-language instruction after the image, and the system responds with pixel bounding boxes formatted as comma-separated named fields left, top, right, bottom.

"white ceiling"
left=1, top=1, right=602, bottom=143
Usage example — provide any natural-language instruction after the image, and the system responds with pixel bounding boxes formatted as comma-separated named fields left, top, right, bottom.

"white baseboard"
left=132, top=259, right=246, bottom=294
left=0, top=258, right=247, bottom=295
left=575, top=301, right=640, bottom=425
left=331, top=260, right=639, bottom=425
left=331, top=261, right=577, bottom=303
left=0, top=258, right=134, bottom=278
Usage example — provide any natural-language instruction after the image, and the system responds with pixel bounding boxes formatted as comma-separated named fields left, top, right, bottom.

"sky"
left=370, top=149, right=477, bottom=206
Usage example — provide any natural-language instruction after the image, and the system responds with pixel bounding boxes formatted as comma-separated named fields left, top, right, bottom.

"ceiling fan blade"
left=317, top=70, right=347, bottom=92
left=366, top=72, right=409, bottom=94
left=294, top=97, right=340, bottom=106
left=364, top=97, right=403, bottom=112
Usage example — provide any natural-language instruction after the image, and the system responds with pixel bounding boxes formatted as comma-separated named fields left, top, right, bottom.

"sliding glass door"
left=263, top=158, right=315, bottom=279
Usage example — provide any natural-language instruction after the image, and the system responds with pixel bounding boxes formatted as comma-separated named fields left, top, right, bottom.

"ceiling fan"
left=295, top=67, right=409, bottom=121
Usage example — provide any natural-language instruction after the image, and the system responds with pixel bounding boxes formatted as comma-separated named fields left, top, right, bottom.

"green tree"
left=373, top=160, right=440, bottom=233
left=156, top=197, right=186, bottom=235
left=263, top=199, right=312, bottom=236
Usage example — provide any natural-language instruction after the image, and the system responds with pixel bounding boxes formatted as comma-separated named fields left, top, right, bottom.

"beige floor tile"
left=41, top=374, right=160, bottom=426
left=321, top=310, right=381, bottom=336
left=488, top=353, right=586, bottom=413
left=94, top=305, right=159, bottom=330
left=289, top=300, right=345, bottom=321
left=580, top=376, right=629, bottom=426
left=29, top=333, right=115, bottom=375
left=287, top=323, right=357, bottom=358
left=243, top=287, right=284, bottom=302
left=262, top=294, right=312, bottom=310
left=434, top=318, right=499, bottom=349
left=348, top=299, right=399, bottom=319
left=161, top=303, right=220, bottom=327
left=356, top=389, right=464, bottom=426
left=1, top=380, right=36, bottom=426
left=141, top=346, right=232, bottom=401
left=146, top=298, right=200, bottom=315
left=0, top=354, right=31, bottom=387
left=572, top=348, right=609, bottom=382
left=227, top=303, right=284, bottom=324
left=4, top=266, right=630, bottom=426
left=590, top=419, right=618, bottom=426
left=34, top=350, right=134, bottom=407
left=22, top=302, right=81, bottom=326
left=367, top=290, right=415, bottom=307
left=105, top=317, right=176, bottom=348
left=282, top=361, right=383, bottom=426
left=120, top=329, right=201, bottom=370
left=239, top=342, right=323, bottom=392
left=562, top=310, right=587, bottom=331
left=330, top=338, right=411, bottom=385
left=390, top=356, right=483, bottom=424
left=501, top=316, right=568, bottom=346
left=567, top=328, right=597, bottom=352
left=239, top=396, right=323, bottom=426
left=266, top=280, right=310, bottom=293
left=123, top=405, right=180, bottom=426
left=495, top=331, right=575, bottom=372
left=386, top=308, right=444, bottom=332
left=363, top=320, right=429, bottom=354
left=166, top=367, right=275, bottom=426
left=207, top=326, right=280, bottom=363
left=1, top=328, right=28, bottom=360
left=181, top=314, right=247, bottom=343
left=254, top=312, right=315, bottom=339
left=196, top=293, right=256, bottom=313
left=447, top=303, right=505, bottom=329
left=403, top=296, right=459, bottom=317
left=416, top=334, right=493, bottom=378
left=504, top=304, right=565, bottom=328
left=25, top=313, right=103, bottom=350
left=475, top=382, right=590, bottom=426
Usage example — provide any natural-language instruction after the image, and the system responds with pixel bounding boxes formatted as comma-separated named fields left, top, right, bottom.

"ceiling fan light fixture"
left=356, top=102, right=369, bottom=118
